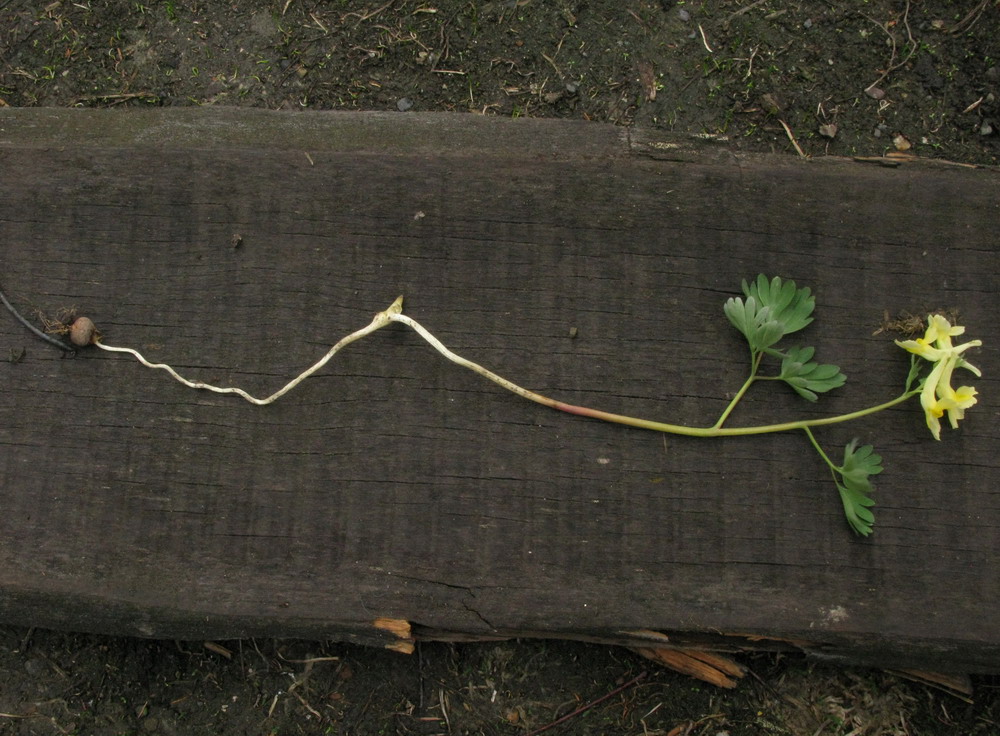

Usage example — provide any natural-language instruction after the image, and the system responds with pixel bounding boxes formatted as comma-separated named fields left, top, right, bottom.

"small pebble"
left=818, top=123, right=838, bottom=139
left=803, top=18, right=813, bottom=29
left=396, top=97, right=413, bottom=112
left=677, top=8, right=690, bottom=21
left=70, top=316, right=96, bottom=347
left=760, top=93, right=781, bottom=115
left=865, top=86, right=885, bottom=100
left=981, top=120, right=994, bottom=136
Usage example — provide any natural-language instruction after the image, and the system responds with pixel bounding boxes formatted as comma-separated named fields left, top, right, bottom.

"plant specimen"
left=2, top=276, right=982, bottom=536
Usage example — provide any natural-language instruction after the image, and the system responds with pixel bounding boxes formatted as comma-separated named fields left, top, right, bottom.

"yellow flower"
left=896, top=314, right=982, bottom=440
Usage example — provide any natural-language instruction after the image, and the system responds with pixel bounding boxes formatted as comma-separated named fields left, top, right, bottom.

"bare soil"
left=2, top=628, right=998, bottom=736
left=2, top=0, right=997, bottom=163
left=1, top=1, right=999, bottom=734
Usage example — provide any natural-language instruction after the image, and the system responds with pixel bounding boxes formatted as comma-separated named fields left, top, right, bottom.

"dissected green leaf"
left=723, top=295, right=751, bottom=341
left=835, top=439, right=883, bottom=536
left=777, top=345, right=847, bottom=401
left=840, top=439, right=883, bottom=484
left=742, top=275, right=815, bottom=337
left=837, top=481, right=876, bottom=536
left=723, top=295, right=785, bottom=352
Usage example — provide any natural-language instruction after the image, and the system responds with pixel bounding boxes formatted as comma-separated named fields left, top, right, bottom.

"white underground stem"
left=386, top=312, right=547, bottom=404
left=91, top=297, right=542, bottom=408
left=94, top=304, right=400, bottom=405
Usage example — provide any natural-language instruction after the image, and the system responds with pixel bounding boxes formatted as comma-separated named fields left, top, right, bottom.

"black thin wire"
left=0, top=279, right=75, bottom=354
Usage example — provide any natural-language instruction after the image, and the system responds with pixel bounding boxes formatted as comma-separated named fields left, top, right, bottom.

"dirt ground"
left=1, top=628, right=998, bottom=736
left=1, top=1, right=999, bottom=734
left=2, top=0, right=997, bottom=163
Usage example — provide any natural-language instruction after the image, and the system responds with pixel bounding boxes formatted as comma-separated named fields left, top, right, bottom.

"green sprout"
left=66, top=276, right=981, bottom=537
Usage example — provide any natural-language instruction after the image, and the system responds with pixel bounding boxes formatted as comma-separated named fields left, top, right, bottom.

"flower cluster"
left=896, top=315, right=982, bottom=440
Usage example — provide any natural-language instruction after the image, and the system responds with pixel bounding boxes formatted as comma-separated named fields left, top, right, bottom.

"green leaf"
left=742, top=275, right=815, bottom=337
left=840, top=439, right=883, bottom=483
left=835, top=439, right=883, bottom=536
left=777, top=345, right=847, bottom=401
left=723, top=295, right=785, bottom=353
left=837, top=481, right=876, bottom=537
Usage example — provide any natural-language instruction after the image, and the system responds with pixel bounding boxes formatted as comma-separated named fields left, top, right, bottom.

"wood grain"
left=0, top=109, right=997, bottom=671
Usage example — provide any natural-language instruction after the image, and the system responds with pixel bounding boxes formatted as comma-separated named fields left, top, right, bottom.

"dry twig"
left=697, top=24, right=713, bottom=53
left=861, top=0, right=915, bottom=94
left=779, top=119, right=806, bottom=158
left=342, top=0, right=395, bottom=25
left=524, top=671, right=647, bottom=736
left=948, top=0, right=990, bottom=34
left=726, top=0, right=770, bottom=25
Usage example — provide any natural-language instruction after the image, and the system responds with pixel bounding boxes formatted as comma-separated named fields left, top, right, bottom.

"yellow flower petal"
left=926, top=313, right=964, bottom=344
left=897, top=314, right=981, bottom=440
left=939, top=384, right=977, bottom=430
left=919, top=360, right=947, bottom=440
left=895, top=337, right=946, bottom=361
left=923, top=400, right=943, bottom=440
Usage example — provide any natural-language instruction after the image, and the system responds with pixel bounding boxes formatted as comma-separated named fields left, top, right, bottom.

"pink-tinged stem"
left=390, top=309, right=917, bottom=438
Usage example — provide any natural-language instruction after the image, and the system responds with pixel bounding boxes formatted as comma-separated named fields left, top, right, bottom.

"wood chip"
left=203, top=641, right=233, bottom=659
left=890, top=669, right=974, bottom=699
left=631, top=646, right=745, bottom=688
left=373, top=617, right=412, bottom=638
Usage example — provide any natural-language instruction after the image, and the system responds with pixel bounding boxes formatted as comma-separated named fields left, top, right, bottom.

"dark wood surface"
left=1, top=109, right=997, bottom=671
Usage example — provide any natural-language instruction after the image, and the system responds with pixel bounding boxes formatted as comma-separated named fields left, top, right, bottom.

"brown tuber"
left=69, top=316, right=97, bottom=347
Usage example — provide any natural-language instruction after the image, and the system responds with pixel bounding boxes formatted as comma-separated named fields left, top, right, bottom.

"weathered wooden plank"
left=0, top=109, right=997, bottom=671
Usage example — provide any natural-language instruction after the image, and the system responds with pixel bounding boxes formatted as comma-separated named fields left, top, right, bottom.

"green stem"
left=712, top=351, right=762, bottom=429
left=545, top=390, right=918, bottom=437
left=388, top=308, right=920, bottom=439
left=801, top=425, right=837, bottom=471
